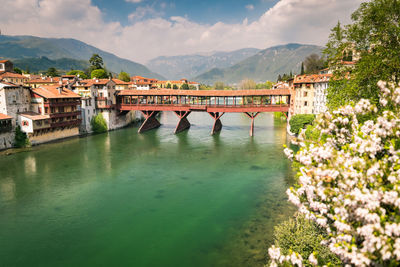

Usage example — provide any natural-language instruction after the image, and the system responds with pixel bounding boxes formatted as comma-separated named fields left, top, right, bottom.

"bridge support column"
left=244, top=112, right=260, bottom=136
left=138, top=111, right=161, bottom=133
left=174, top=111, right=191, bottom=134
left=208, top=112, right=225, bottom=135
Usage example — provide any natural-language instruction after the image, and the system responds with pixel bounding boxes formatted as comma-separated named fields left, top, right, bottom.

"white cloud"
left=0, top=0, right=364, bottom=64
left=246, top=4, right=255, bottom=10
left=125, top=0, right=143, bottom=3
left=128, top=5, right=163, bottom=21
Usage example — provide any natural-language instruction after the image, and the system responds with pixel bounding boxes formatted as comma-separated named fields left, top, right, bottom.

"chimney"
left=58, top=85, right=63, bottom=94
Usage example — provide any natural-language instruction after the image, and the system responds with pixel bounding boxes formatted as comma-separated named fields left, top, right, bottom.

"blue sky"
left=94, top=0, right=280, bottom=25
left=1, top=0, right=363, bottom=63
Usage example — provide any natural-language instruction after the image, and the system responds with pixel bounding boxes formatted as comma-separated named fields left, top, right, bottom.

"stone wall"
left=0, top=131, right=14, bottom=150
left=28, top=127, right=79, bottom=145
left=100, top=110, right=136, bottom=130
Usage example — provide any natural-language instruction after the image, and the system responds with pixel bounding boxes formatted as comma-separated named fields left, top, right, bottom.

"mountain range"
left=0, top=35, right=323, bottom=85
left=146, top=48, right=261, bottom=80
left=0, top=35, right=164, bottom=79
left=193, top=44, right=323, bottom=85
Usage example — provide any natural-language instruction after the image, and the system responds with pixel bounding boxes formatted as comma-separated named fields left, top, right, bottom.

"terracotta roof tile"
left=0, top=72, right=27, bottom=79
left=0, top=113, right=12, bottom=120
left=19, top=112, right=50, bottom=120
left=32, top=85, right=81, bottom=99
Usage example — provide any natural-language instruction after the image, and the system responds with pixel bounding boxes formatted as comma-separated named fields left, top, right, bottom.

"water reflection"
left=0, top=111, right=294, bottom=267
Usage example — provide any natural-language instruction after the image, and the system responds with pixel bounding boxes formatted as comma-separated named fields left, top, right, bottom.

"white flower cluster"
left=268, top=246, right=304, bottom=267
left=271, top=81, right=400, bottom=266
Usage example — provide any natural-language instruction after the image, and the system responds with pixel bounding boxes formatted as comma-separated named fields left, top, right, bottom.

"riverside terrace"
left=116, top=89, right=291, bottom=136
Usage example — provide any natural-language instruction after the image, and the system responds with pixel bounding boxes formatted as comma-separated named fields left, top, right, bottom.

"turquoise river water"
left=0, top=112, right=295, bottom=267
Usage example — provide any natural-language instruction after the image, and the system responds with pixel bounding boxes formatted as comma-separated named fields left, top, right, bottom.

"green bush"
left=271, top=213, right=341, bottom=266
left=289, top=114, right=315, bottom=135
left=91, top=69, right=108, bottom=79
left=14, top=126, right=30, bottom=148
left=91, top=113, right=108, bottom=133
left=304, top=124, right=321, bottom=141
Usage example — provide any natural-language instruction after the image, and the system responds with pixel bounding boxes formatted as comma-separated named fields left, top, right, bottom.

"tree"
left=173, top=84, right=178, bottom=89
left=46, top=67, right=59, bottom=77
left=14, top=126, right=30, bottom=148
left=324, top=0, right=400, bottom=110
left=256, top=81, right=273, bottom=89
left=67, top=70, right=88, bottom=79
left=304, top=54, right=324, bottom=74
left=214, top=81, right=225, bottom=90
left=13, top=67, right=22, bottom=74
left=239, top=79, right=256, bottom=90
left=89, top=54, right=104, bottom=70
left=181, top=83, right=189, bottom=90
left=300, top=62, right=305, bottom=75
left=166, top=83, right=171, bottom=89
left=118, top=71, right=130, bottom=82
left=91, top=69, right=108, bottom=79
left=90, top=113, right=108, bottom=133
left=277, top=74, right=282, bottom=82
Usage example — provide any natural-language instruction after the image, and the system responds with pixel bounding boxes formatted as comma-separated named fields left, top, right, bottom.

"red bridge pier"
left=244, top=112, right=260, bottom=137
left=174, top=111, right=191, bottom=134
left=138, top=111, right=161, bottom=133
left=208, top=112, right=224, bottom=135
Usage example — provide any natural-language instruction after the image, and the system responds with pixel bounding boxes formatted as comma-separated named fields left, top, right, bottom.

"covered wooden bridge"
left=116, top=89, right=291, bottom=136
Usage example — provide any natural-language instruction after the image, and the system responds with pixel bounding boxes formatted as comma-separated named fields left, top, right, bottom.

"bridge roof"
left=117, top=89, right=290, bottom=97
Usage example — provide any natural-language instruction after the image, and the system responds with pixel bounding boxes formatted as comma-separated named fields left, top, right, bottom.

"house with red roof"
left=19, top=85, right=82, bottom=144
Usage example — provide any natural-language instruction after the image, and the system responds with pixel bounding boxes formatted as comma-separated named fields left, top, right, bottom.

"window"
left=304, top=101, right=308, bottom=106
left=303, top=92, right=308, bottom=97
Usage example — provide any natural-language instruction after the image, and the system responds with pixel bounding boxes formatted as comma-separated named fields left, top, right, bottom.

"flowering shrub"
left=270, top=81, right=400, bottom=266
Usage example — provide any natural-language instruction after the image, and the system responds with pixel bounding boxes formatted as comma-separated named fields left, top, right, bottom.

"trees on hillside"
left=118, top=71, right=130, bottom=82
left=46, top=67, right=59, bottom=77
left=91, top=69, right=108, bottom=79
left=67, top=70, right=88, bottom=79
left=214, top=81, right=225, bottom=90
left=181, top=83, right=189, bottom=90
left=89, top=54, right=104, bottom=70
left=304, top=54, right=325, bottom=74
left=325, top=0, right=400, bottom=109
left=239, top=79, right=256, bottom=90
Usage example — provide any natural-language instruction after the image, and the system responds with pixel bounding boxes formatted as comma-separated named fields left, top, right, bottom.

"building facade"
left=21, top=85, right=81, bottom=144
left=313, top=74, right=332, bottom=114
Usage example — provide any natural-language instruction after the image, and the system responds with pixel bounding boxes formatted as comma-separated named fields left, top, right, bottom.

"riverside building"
left=19, top=85, right=81, bottom=144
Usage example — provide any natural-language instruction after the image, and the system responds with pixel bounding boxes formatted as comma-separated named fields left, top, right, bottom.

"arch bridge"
left=116, top=89, right=291, bottom=136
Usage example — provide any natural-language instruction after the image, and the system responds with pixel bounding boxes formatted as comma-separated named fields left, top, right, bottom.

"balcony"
left=44, top=100, right=80, bottom=107
left=50, top=119, right=82, bottom=128
left=49, top=111, right=81, bottom=119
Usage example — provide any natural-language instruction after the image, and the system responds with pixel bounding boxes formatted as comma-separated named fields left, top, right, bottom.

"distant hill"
left=13, top=57, right=89, bottom=73
left=0, top=35, right=164, bottom=79
left=194, top=44, right=323, bottom=85
left=146, top=48, right=261, bottom=80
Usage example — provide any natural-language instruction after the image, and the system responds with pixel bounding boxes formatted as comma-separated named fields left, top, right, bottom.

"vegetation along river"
left=0, top=112, right=295, bottom=267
